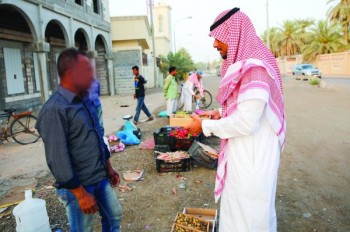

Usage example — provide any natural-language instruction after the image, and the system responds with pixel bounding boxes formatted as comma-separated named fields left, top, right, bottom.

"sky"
left=109, top=0, right=330, bottom=63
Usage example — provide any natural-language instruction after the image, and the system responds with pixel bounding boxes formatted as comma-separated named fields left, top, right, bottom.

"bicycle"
left=177, top=84, right=213, bottom=110
left=0, top=109, right=41, bottom=145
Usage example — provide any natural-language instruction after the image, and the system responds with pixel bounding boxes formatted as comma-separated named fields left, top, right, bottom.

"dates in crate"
left=175, top=213, right=208, bottom=231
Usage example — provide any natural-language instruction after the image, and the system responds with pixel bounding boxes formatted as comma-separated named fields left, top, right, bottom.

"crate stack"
left=153, top=126, right=197, bottom=173
left=153, top=111, right=219, bottom=173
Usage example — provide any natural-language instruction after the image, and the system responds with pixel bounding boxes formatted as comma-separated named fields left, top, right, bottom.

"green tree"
left=295, top=19, right=315, bottom=46
left=261, top=27, right=282, bottom=57
left=302, top=20, right=346, bottom=61
left=279, top=20, right=301, bottom=56
left=166, top=48, right=195, bottom=80
left=159, top=55, right=169, bottom=78
left=328, top=0, right=350, bottom=42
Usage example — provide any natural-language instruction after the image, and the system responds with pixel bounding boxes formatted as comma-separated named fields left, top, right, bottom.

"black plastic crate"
left=153, top=127, right=182, bottom=146
left=159, top=126, right=181, bottom=133
left=155, top=157, right=192, bottom=173
left=153, top=131, right=171, bottom=145
left=188, top=141, right=218, bottom=169
left=154, top=151, right=192, bottom=173
left=154, top=145, right=170, bottom=152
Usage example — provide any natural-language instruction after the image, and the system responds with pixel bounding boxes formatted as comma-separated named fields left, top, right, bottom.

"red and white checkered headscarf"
left=209, top=9, right=286, bottom=202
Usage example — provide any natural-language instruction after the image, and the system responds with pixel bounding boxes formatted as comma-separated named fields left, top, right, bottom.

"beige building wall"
left=315, top=51, right=350, bottom=77
left=277, top=55, right=303, bottom=76
left=277, top=52, right=350, bottom=77
left=153, top=3, right=172, bottom=56
left=110, top=16, right=151, bottom=51
left=112, top=41, right=140, bottom=49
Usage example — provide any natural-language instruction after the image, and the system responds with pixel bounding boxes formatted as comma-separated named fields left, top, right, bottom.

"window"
left=93, top=0, right=100, bottom=14
left=158, top=14, right=163, bottom=33
left=75, top=0, right=82, bottom=5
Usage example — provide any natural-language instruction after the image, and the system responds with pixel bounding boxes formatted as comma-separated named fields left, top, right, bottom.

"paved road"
left=323, top=77, right=350, bottom=87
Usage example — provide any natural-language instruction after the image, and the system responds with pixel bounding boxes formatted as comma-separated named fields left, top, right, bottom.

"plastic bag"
left=124, top=120, right=137, bottom=131
left=158, top=110, right=168, bottom=117
left=117, top=130, right=140, bottom=145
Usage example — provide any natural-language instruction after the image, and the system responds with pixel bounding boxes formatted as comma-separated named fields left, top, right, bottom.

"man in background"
left=163, top=66, right=178, bottom=117
left=132, top=65, right=154, bottom=125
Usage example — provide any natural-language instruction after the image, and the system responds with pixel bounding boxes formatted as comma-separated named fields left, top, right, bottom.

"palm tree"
left=279, top=20, right=301, bottom=56
left=261, top=27, right=282, bottom=57
left=302, top=20, right=346, bottom=61
left=327, top=0, right=350, bottom=42
left=295, top=19, right=315, bottom=46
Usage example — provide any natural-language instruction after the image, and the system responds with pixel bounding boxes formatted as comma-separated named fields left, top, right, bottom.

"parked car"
left=293, top=64, right=322, bottom=80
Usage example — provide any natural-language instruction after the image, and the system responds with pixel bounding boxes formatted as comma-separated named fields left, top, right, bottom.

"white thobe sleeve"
left=202, top=99, right=266, bottom=139
left=188, top=82, right=195, bottom=95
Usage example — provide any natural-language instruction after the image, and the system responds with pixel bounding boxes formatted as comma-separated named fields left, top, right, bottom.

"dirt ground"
left=0, top=75, right=349, bottom=232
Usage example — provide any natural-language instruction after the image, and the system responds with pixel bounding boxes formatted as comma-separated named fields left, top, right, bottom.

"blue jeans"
left=134, top=96, right=151, bottom=122
left=56, top=179, right=122, bottom=232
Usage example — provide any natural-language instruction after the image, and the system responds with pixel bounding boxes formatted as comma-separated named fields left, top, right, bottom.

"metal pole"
left=149, top=0, right=158, bottom=87
left=266, top=0, right=270, bottom=50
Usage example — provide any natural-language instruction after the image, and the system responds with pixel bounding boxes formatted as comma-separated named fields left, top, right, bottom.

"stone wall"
left=113, top=49, right=142, bottom=95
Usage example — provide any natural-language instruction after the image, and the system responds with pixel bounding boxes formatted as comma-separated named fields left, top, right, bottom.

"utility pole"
left=149, top=0, right=158, bottom=87
left=266, top=0, right=270, bottom=50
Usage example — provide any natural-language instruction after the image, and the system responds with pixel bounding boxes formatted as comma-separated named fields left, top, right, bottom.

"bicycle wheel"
left=199, top=90, right=212, bottom=109
left=10, top=115, right=40, bottom=145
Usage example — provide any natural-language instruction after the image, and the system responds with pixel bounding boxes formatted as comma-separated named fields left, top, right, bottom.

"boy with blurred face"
left=36, top=48, right=122, bottom=231
left=188, top=8, right=286, bottom=232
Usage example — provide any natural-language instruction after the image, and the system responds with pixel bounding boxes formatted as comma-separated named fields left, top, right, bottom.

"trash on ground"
left=0, top=184, right=37, bottom=208
left=117, top=185, right=132, bottom=193
left=139, top=138, right=155, bottom=150
left=123, top=169, right=144, bottom=181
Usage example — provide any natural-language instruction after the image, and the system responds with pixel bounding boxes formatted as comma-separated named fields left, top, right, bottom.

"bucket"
left=13, top=190, right=51, bottom=232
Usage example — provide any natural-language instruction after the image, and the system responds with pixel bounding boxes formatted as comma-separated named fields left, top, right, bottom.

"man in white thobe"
left=189, top=8, right=286, bottom=232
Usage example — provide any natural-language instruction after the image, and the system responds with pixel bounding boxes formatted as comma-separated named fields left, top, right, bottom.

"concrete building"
left=0, top=0, right=114, bottom=112
left=110, top=15, right=162, bottom=94
left=153, top=2, right=172, bottom=57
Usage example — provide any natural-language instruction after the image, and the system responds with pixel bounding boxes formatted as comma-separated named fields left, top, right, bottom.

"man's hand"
left=133, top=93, right=136, bottom=99
left=106, top=160, right=120, bottom=187
left=199, top=110, right=221, bottom=120
left=70, top=186, right=99, bottom=214
left=187, top=114, right=203, bottom=135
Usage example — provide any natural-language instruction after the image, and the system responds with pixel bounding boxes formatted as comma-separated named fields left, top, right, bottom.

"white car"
left=293, top=64, right=322, bottom=80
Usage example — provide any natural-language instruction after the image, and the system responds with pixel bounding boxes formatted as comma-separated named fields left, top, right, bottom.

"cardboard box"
left=170, top=116, right=193, bottom=128
left=108, top=140, right=120, bottom=147
left=171, top=212, right=210, bottom=232
left=182, top=208, right=217, bottom=232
